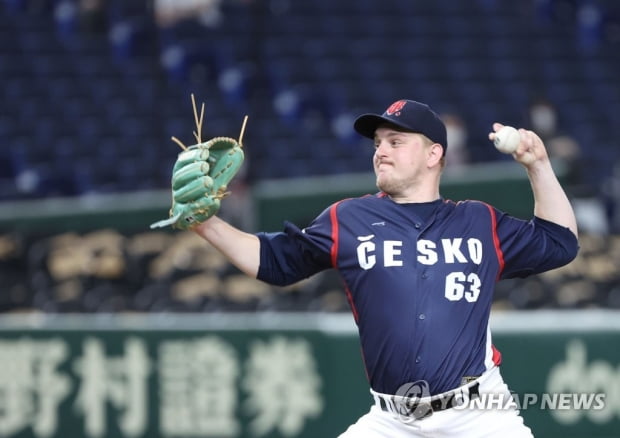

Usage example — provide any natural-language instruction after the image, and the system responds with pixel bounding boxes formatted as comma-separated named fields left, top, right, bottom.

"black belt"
left=378, top=382, right=480, bottom=420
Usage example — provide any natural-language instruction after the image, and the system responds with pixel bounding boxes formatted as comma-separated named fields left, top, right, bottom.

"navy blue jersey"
left=256, top=195, right=578, bottom=395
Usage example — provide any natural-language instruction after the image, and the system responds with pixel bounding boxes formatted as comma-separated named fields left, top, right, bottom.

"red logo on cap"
left=385, top=100, right=407, bottom=116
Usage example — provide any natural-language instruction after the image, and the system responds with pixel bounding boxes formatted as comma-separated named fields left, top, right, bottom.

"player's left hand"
left=489, top=122, right=550, bottom=168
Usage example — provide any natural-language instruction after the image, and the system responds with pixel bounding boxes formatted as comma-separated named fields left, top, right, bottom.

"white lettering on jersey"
left=467, top=238, right=483, bottom=265
left=445, top=272, right=482, bottom=302
left=356, top=237, right=484, bottom=269
left=417, top=240, right=438, bottom=265
left=353, top=235, right=486, bottom=303
left=356, top=236, right=404, bottom=269
left=441, top=238, right=467, bottom=263
left=418, top=238, right=483, bottom=265
left=357, top=235, right=376, bottom=270
left=384, top=241, right=403, bottom=267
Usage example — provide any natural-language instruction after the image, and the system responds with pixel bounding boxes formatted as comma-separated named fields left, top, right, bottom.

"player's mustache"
left=375, top=157, right=393, bottom=165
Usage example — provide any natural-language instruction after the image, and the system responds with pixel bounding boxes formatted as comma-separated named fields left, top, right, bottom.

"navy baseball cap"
left=353, top=99, right=447, bottom=154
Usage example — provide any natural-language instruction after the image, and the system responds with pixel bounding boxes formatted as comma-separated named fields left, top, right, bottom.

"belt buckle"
left=395, top=399, right=433, bottom=421
left=410, top=401, right=433, bottom=420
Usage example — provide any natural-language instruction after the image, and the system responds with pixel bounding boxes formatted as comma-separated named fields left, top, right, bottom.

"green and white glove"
left=150, top=137, right=245, bottom=230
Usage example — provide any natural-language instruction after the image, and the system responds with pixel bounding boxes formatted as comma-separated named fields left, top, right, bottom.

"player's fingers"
left=510, top=130, right=525, bottom=156
left=524, top=128, right=544, bottom=146
left=518, top=128, right=529, bottom=142
left=514, top=129, right=548, bottom=164
left=519, top=129, right=538, bottom=152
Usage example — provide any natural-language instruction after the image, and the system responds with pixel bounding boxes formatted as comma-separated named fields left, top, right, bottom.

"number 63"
left=444, top=272, right=481, bottom=302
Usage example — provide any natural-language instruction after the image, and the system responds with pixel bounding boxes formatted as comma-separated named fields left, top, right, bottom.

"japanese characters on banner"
left=4, top=317, right=619, bottom=438
left=0, top=335, right=326, bottom=438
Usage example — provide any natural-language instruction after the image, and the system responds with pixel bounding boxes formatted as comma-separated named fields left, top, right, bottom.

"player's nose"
left=374, top=140, right=389, bottom=156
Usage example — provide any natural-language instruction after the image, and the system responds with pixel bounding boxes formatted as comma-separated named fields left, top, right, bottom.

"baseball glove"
left=150, top=95, right=246, bottom=230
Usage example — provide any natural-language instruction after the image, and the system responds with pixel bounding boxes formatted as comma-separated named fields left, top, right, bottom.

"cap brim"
left=353, top=113, right=413, bottom=139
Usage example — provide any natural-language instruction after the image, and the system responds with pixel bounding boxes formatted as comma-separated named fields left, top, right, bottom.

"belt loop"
left=372, top=391, right=381, bottom=407
left=372, top=390, right=392, bottom=414
left=373, top=392, right=391, bottom=413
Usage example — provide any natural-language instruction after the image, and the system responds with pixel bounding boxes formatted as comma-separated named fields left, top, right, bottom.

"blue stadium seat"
left=0, top=0, right=617, bottom=203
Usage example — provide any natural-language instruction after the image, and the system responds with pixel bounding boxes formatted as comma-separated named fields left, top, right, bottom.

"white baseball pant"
left=338, top=366, right=534, bottom=438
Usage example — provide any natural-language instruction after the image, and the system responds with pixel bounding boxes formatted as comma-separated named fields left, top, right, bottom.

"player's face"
left=373, top=127, right=435, bottom=197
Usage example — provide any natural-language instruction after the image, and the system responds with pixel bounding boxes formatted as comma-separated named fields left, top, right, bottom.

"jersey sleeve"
left=255, top=205, right=335, bottom=286
left=494, top=209, right=579, bottom=279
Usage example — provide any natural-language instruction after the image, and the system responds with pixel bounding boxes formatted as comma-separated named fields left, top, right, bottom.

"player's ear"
left=427, top=143, right=444, bottom=168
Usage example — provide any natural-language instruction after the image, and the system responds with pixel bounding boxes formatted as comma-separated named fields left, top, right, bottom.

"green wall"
left=0, top=160, right=564, bottom=233
left=252, top=161, right=555, bottom=231
left=0, top=311, right=617, bottom=438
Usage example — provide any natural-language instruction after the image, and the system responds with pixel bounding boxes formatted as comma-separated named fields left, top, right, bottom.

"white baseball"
left=493, top=126, right=520, bottom=154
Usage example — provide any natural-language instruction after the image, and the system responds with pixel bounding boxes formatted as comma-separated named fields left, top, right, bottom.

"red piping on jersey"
left=491, top=344, right=502, bottom=366
left=360, top=345, right=371, bottom=382
left=329, top=201, right=361, bottom=323
left=345, top=286, right=360, bottom=324
left=484, top=203, right=505, bottom=280
left=329, top=201, right=342, bottom=268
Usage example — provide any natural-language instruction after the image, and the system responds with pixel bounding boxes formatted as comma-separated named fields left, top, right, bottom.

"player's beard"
left=376, top=171, right=410, bottom=197
left=374, top=155, right=425, bottom=199
left=375, top=162, right=399, bottom=195
left=375, top=162, right=429, bottom=200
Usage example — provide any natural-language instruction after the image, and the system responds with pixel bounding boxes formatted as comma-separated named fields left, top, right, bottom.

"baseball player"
left=186, top=99, right=579, bottom=437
